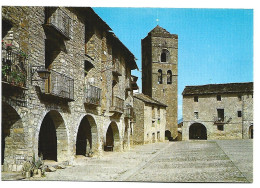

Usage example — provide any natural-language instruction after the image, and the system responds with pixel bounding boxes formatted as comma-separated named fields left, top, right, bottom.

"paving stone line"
left=114, top=142, right=174, bottom=181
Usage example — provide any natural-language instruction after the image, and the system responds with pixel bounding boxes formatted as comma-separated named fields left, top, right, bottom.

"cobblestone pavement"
left=28, top=139, right=254, bottom=182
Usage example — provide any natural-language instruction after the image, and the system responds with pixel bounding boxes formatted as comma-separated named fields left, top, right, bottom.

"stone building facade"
left=133, top=93, right=167, bottom=145
left=141, top=25, right=178, bottom=140
left=1, top=6, right=138, bottom=172
left=182, top=82, right=253, bottom=140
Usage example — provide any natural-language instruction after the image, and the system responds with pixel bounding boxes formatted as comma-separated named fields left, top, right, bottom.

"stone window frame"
left=194, top=96, right=198, bottom=102
left=217, top=95, right=221, bottom=101
left=158, top=69, right=163, bottom=84
left=167, top=70, right=172, bottom=84
left=160, top=49, right=170, bottom=62
left=194, top=111, right=199, bottom=119
left=237, top=110, right=242, bottom=117
left=217, top=125, right=224, bottom=131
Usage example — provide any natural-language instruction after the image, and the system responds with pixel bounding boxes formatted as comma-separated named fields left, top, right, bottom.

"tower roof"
left=148, top=25, right=178, bottom=39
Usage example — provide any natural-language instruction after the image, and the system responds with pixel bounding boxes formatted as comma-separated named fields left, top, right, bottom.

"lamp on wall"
left=31, top=66, right=51, bottom=83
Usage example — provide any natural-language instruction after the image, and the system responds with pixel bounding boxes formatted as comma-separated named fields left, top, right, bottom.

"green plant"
left=19, top=50, right=28, bottom=58
left=2, top=64, right=11, bottom=78
left=9, top=70, right=26, bottom=86
left=22, top=154, right=45, bottom=178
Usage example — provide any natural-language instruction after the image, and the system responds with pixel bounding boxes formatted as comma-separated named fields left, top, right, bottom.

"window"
left=167, top=70, right=172, bottom=84
left=217, top=125, right=224, bottom=131
left=238, top=111, right=242, bottom=117
left=160, top=49, right=169, bottom=62
left=217, top=109, right=224, bottom=121
left=194, top=112, right=199, bottom=119
left=157, top=131, right=160, bottom=140
left=158, top=69, right=162, bottom=84
left=238, top=95, right=242, bottom=101
left=194, top=96, right=198, bottom=102
left=161, top=52, right=166, bottom=62
left=84, top=60, right=94, bottom=77
left=217, top=95, right=221, bottom=101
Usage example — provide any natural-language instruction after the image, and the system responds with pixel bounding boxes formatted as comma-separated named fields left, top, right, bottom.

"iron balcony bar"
left=110, top=96, right=124, bottom=113
left=85, top=84, right=101, bottom=105
left=45, top=8, right=71, bottom=39
left=2, top=46, right=28, bottom=88
left=45, top=69, right=74, bottom=101
left=214, top=116, right=230, bottom=124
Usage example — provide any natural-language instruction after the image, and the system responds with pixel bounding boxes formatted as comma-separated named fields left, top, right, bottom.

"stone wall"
left=142, top=26, right=178, bottom=139
left=133, top=97, right=166, bottom=144
left=182, top=93, right=253, bottom=140
left=1, top=6, right=136, bottom=171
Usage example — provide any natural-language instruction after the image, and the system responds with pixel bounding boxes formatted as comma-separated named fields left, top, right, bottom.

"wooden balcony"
left=84, top=84, right=101, bottom=106
left=110, top=96, right=124, bottom=113
left=2, top=46, right=28, bottom=89
left=44, top=8, right=71, bottom=40
left=41, top=69, right=74, bottom=101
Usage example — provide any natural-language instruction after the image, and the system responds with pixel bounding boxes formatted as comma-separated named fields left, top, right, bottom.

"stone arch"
left=167, top=70, right=172, bottom=84
left=189, top=123, right=207, bottom=140
left=104, top=121, right=120, bottom=152
left=249, top=124, right=253, bottom=139
left=158, top=69, right=163, bottom=84
left=2, top=102, right=25, bottom=168
left=38, top=110, right=68, bottom=162
left=161, top=49, right=170, bottom=62
left=165, top=130, right=172, bottom=141
left=76, top=115, right=98, bottom=156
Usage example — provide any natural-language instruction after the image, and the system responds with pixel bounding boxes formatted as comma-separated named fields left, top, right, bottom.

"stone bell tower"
left=141, top=25, right=178, bottom=139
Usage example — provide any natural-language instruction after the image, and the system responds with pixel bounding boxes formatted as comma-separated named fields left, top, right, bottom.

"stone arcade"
left=1, top=7, right=138, bottom=171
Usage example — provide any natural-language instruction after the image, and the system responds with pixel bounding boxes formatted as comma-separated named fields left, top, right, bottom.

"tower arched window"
left=167, top=70, right=172, bottom=84
left=158, top=69, right=163, bottom=84
left=161, top=49, right=169, bottom=62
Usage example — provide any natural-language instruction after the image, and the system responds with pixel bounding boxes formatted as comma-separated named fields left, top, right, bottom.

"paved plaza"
left=2, top=139, right=253, bottom=182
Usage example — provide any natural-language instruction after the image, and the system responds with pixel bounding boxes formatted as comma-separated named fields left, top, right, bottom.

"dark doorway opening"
left=104, top=122, right=120, bottom=152
left=38, top=113, right=57, bottom=161
left=165, top=130, right=173, bottom=141
left=76, top=117, right=92, bottom=156
left=249, top=125, right=253, bottom=139
left=189, top=123, right=207, bottom=140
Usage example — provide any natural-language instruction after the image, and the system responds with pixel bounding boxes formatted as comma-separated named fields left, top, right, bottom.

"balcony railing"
left=45, top=8, right=71, bottom=39
left=85, top=84, right=101, bottom=106
left=43, top=69, right=74, bottom=101
left=2, top=47, right=27, bottom=88
left=125, top=105, right=133, bottom=118
left=110, top=96, right=124, bottom=113
left=112, top=59, right=122, bottom=76
left=214, top=116, right=232, bottom=124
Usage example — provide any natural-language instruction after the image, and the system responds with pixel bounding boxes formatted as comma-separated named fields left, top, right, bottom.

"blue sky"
left=93, top=8, right=253, bottom=120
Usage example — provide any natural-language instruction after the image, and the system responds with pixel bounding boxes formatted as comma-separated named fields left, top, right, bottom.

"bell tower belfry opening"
left=141, top=25, right=178, bottom=139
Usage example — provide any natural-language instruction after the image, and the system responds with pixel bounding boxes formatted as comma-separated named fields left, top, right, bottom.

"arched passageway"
left=189, top=123, right=207, bottom=140
left=76, top=115, right=98, bottom=156
left=249, top=125, right=253, bottom=139
left=165, top=130, right=172, bottom=141
left=2, top=102, right=25, bottom=166
left=104, top=122, right=120, bottom=152
left=38, top=110, right=68, bottom=162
